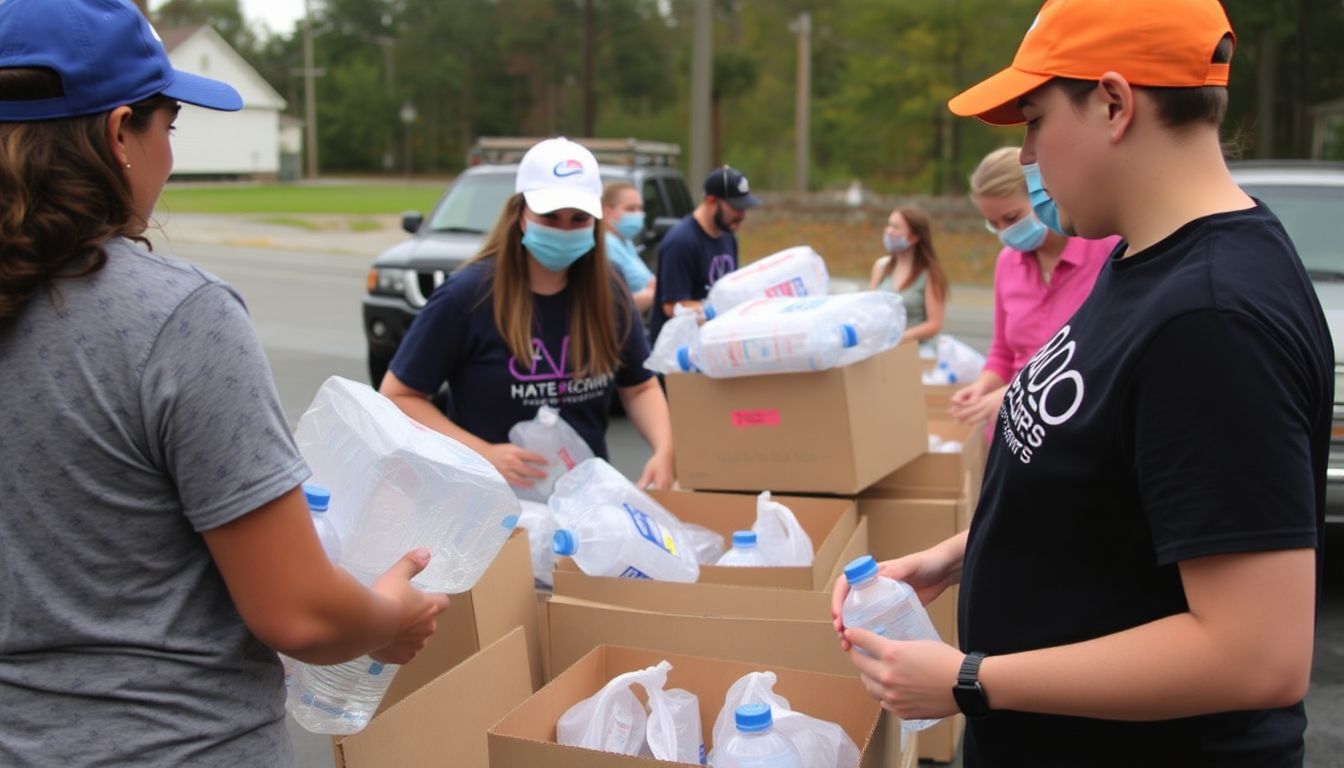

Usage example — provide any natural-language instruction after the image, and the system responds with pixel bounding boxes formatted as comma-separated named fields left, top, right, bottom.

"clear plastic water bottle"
left=304, top=483, right=343, bottom=560
left=552, top=502, right=699, bottom=582
left=705, top=246, right=830, bottom=318
left=282, top=484, right=344, bottom=705
left=714, top=703, right=803, bottom=768
left=840, top=555, right=942, bottom=731
left=288, top=655, right=400, bottom=735
left=714, top=531, right=771, bottom=567
left=507, top=405, right=595, bottom=502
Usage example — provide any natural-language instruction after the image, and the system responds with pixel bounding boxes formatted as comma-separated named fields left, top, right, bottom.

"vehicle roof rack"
left=468, top=136, right=682, bottom=168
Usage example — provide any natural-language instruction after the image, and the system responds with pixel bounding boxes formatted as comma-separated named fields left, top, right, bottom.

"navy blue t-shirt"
left=388, top=260, right=653, bottom=458
left=650, top=214, right=737, bottom=343
left=959, top=204, right=1331, bottom=766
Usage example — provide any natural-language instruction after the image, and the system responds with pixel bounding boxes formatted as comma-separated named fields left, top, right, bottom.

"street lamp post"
left=399, top=100, right=417, bottom=180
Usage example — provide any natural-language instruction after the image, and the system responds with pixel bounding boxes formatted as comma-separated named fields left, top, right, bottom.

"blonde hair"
left=467, top=194, right=627, bottom=378
left=969, top=146, right=1027, bottom=200
left=601, top=180, right=636, bottom=208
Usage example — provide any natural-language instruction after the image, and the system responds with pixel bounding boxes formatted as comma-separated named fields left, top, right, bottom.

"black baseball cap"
left=703, top=166, right=762, bottom=210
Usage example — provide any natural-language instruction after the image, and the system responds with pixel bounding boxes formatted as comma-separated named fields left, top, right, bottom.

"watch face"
left=954, top=681, right=990, bottom=718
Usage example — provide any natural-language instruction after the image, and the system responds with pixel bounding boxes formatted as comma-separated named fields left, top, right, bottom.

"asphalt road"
left=148, top=236, right=1341, bottom=768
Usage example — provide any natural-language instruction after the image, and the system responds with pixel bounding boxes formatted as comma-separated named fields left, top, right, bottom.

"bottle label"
left=619, top=565, right=652, bottom=579
left=557, top=447, right=578, bottom=470
left=623, top=502, right=678, bottom=556
left=763, top=276, right=808, bottom=298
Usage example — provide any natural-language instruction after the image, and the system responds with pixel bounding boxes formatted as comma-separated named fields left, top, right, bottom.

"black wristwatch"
left=953, top=651, right=991, bottom=718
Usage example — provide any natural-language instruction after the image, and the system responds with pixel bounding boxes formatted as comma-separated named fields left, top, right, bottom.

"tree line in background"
left=152, top=0, right=1344, bottom=194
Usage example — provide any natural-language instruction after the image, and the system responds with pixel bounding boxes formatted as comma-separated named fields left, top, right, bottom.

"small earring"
left=124, top=163, right=132, bottom=169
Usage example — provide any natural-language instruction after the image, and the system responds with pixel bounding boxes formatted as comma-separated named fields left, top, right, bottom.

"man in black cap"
left=649, top=165, right=762, bottom=344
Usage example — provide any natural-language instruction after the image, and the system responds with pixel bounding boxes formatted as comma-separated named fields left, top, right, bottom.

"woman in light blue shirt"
left=602, top=181, right=656, bottom=312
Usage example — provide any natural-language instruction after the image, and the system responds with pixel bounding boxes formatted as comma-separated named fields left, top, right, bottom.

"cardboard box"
left=868, top=419, right=986, bottom=499
left=666, top=342, right=927, bottom=495
left=888, top=721, right=920, bottom=768
left=551, top=513, right=866, bottom=623
left=334, top=627, right=532, bottom=768
left=487, top=643, right=886, bottom=767
left=536, top=589, right=552, bottom=683
left=924, top=383, right=959, bottom=419
left=375, top=529, right=544, bottom=716
left=554, top=490, right=858, bottom=592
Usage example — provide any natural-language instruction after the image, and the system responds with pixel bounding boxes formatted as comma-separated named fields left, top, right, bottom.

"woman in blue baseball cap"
left=0, top=1, right=448, bottom=764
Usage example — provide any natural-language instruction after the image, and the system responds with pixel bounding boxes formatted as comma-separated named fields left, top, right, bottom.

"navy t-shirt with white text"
left=389, top=259, right=652, bottom=458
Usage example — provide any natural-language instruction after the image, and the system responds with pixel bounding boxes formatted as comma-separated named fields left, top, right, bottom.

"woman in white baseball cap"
left=0, top=2, right=449, bottom=764
left=381, top=137, right=675, bottom=491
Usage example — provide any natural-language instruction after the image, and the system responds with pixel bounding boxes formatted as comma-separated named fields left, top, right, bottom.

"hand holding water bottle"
left=368, top=548, right=452, bottom=665
left=844, top=627, right=965, bottom=725
left=829, top=534, right=966, bottom=652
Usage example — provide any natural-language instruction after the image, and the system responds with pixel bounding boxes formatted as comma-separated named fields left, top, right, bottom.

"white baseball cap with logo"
left=515, top=137, right=604, bottom=219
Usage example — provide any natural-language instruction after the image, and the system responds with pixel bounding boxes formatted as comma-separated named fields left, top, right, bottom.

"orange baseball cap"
left=948, top=0, right=1235, bottom=126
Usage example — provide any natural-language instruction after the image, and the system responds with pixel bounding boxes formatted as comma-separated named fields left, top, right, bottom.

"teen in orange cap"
left=832, top=1, right=1330, bottom=764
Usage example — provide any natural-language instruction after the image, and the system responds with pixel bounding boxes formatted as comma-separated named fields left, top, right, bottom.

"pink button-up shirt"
left=984, top=236, right=1120, bottom=383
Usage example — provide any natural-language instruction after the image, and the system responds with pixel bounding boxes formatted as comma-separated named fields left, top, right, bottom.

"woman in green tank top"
left=867, top=206, right=949, bottom=345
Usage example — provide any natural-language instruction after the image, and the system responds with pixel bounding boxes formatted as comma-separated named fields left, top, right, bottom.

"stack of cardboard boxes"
left=326, top=340, right=972, bottom=766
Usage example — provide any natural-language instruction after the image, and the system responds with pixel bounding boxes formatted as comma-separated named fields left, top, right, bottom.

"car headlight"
left=367, top=267, right=414, bottom=297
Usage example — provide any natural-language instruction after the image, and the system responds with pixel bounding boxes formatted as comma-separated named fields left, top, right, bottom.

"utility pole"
left=583, top=0, right=595, bottom=137
left=301, top=0, right=323, bottom=178
left=791, top=12, right=811, bottom=198
left=689, top=0, right=712, bottom=183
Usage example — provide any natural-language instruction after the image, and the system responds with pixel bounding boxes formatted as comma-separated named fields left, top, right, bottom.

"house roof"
left=158, top=26, right=202, bottom=54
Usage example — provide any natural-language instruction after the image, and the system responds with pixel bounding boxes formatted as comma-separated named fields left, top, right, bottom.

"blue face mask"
left=994, top=215, right=1049, bottom=253
left=1022, top=162, right=1066, bottom=236
left=883, top=233, right=910, bottom=253
left=614, top=211, right=645, bottom=241
left=522, top=220, right=594, bottom=272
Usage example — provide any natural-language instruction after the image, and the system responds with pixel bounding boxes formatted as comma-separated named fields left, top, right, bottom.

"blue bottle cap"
left=840, top=324, right=859, bottom=348
left=302, top=483, right=331, bottom=512
left=676, top=346, right=694, bottom=372
left=732, top=530, right=757, bottom=547
left=703, top=305, right=716, bottom=320
left=843, top=555, right=878, bottom=585
left=502, top=514, right=519, bottom=530
left=553, top=529, right=577, bottom=556
left=735, top=702, right=773, bottom=732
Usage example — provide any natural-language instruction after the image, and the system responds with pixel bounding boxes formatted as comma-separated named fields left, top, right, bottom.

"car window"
left=1242, top=184, right=1344, bottom=276
left=642, top=178, right=668, bottom=221
left=665, top=176, right=695, bottom=217
left=427, top=173, right=515, bottom=234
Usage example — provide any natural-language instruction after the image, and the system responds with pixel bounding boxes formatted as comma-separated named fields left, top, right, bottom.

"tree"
left=154, top=0, right=256, bottom=54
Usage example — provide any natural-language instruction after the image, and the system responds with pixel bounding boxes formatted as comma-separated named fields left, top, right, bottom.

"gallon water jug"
left=705, top=246, right=829, bottom=318
left=507, top=405, right=594, bottom=502
left=553, top=502, right=699, bottom=582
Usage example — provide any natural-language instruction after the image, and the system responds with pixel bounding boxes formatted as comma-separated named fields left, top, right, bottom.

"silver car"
left=1232, top=161, right=1344, bottom=525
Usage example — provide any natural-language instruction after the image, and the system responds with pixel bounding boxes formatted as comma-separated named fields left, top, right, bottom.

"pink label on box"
left=730, top=409, right=781, bottom=428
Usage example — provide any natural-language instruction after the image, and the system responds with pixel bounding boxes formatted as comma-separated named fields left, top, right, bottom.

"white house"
left=161, top=26, right=287, bottom=177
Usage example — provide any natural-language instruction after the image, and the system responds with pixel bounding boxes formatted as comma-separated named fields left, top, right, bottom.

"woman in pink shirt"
left=949, top=147, right=1119, bottom=426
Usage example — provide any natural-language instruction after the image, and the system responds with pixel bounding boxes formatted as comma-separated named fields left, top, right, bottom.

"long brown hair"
left=882, top=206, right=949, bottom=303
left=0, top=67, right=170, bottom=329
left=469, top=193, right=628, bottom=378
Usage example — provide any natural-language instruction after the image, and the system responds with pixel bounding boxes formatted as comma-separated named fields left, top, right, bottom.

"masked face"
left=521, top=214, right=595, bottom=272
left=614, top=211, right=645, bottom=241
left=990, top=214, right=1049, bottom=253
left=1022, top=162, right=1067, bottom=236
left=883, top=233, right=910, bottom=253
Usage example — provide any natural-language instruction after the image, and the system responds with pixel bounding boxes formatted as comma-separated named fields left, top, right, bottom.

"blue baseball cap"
left=0, top=0, right=243, bottom=122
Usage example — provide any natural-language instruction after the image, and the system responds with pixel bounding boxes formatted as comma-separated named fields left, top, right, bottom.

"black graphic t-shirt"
left=650, top=214, right=737, bottom=343
left=388, top=260, right=653, bottom=458
left=959, top=204, right=1332, bottom=766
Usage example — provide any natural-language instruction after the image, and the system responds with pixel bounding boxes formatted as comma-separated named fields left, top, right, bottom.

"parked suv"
left=1231, top=161, right=1344, bottom=525
left=363, top=137, right=694, bottom=387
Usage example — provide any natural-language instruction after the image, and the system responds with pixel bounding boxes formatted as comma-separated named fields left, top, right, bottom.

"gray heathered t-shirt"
left=0, top=239, right=310, bottom=766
